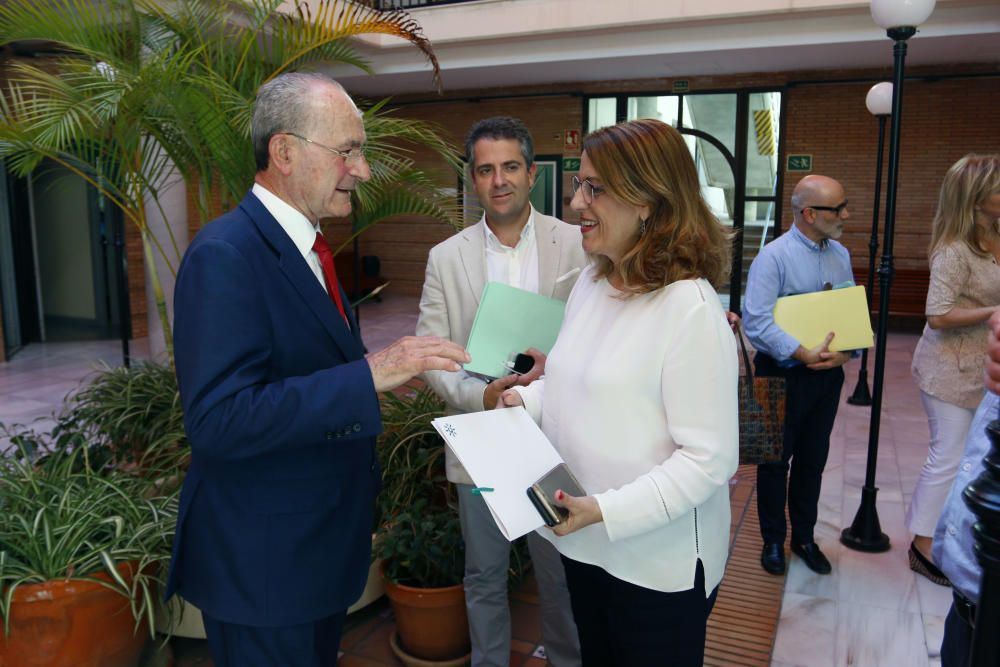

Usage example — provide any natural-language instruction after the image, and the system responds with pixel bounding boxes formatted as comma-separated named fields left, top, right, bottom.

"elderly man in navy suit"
left=166, top=72, right=468, bottom=667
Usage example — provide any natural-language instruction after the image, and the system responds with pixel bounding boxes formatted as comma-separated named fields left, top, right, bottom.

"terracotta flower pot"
left=381, top=566, right=470, bottom=663
left=0, top=561, right=150, bottom=667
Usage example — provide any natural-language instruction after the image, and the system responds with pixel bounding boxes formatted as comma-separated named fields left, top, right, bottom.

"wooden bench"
left=852, top=266, right=929, bottom=333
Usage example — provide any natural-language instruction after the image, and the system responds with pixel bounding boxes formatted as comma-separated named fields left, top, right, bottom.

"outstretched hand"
left=550, top=490, right=603, bottom=537
left=367, top=336, right=469, bottom=393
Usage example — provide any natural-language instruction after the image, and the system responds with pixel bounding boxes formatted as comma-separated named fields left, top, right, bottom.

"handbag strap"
left=734, top=322, right=762, bottom=404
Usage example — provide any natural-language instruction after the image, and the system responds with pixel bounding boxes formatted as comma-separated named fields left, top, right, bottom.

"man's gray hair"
left=252, top=72, right=345, bottom=172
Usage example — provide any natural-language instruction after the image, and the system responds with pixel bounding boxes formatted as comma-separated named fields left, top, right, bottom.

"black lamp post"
left=842, top=0, right=936, bottom=553
left=848, top=82, right=892, bottom=407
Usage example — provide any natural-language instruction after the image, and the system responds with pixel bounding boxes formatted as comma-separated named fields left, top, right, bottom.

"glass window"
left=745, top=92, right=782, bottom=196
left=626, top=96, right=679, bottom=127
left=587, top=98, right=617, bottom=132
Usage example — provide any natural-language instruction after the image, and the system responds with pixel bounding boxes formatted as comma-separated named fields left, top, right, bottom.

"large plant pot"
left=0, top=562, right=149, bottom=667
left=382, top=567, right=470, bottom=664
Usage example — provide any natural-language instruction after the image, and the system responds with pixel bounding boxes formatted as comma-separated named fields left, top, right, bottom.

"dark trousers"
left=202, top=610, right=346, bottom=667
left=940, top=600, right=974, bottom=667
left=756, top=355, right=844, bottom=545
left=561, top=556, right=718, bottom=667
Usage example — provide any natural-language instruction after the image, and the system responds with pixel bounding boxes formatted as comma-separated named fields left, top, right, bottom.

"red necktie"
left=312, top=232, right=348, bottom=324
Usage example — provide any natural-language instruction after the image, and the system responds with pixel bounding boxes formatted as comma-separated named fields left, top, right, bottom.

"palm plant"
left=0, top=0, right=462, bottom=362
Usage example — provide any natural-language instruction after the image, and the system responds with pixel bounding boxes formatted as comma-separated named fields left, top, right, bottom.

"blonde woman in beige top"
left=908, top=154, right=1000, bottom=585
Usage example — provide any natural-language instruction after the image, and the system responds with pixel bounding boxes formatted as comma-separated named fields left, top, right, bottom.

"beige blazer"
left=416, top=210, right=588, bottom=484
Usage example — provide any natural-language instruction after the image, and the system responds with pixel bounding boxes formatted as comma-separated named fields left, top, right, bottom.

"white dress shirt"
left=251, top=183, right=328, bottom=294
left=483, top=209, right=539, bottom=293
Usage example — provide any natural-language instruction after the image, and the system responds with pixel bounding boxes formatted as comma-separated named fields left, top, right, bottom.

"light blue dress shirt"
left=743, top=224, right=855, bottom=363
left=933, top=390, right=997, bottom=603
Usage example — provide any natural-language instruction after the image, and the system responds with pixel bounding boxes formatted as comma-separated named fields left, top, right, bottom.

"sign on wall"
left=562, top=157, right=580, bottom=172
left=563, top=130, right=580, bottom=151
left=786, top=154, right=813, bottom=172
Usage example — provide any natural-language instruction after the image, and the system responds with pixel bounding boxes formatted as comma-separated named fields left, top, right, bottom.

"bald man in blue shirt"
left=744, top=175, right=855, bottom=577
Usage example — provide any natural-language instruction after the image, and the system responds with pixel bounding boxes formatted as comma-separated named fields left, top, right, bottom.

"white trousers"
left=906, top=391, right=976, bottom=537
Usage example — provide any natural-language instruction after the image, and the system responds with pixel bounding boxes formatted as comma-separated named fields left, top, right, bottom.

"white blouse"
left=514, top=264, right=739, bottom=595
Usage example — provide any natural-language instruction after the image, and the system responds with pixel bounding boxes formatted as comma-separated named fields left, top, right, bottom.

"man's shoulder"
left=536, top=211, right=578, bottom=236
left=188, top=196, right=262, bottom=254
left=751, top=232, right=788, bottom=266
left=428, top=221, right=482, bottom=258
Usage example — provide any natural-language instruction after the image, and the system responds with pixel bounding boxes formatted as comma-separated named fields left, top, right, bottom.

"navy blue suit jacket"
left=166, top=191, right=383, bottom=627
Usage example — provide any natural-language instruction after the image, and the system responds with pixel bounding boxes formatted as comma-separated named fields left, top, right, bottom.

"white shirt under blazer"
left=514, top=264, right=739, bottom=595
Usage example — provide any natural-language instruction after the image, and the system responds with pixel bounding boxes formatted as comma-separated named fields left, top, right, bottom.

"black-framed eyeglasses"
left=284, top=132, right=367, bottom=162
left=802, top=200, right=849, bottom=216
left=571, top=176, right=605, bottom=204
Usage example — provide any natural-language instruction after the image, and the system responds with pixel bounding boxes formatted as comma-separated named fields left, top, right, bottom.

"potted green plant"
left=0, top=419, right=178, bottom=666
left=67, top=361, right=189, bottom=480
left=373, top=385, right=470, bottom=665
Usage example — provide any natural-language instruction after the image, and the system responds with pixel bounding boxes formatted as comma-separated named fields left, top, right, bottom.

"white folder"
left=432, top=408, right=563, bottom=541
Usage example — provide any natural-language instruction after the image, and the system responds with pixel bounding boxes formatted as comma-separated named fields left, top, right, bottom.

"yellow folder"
left=773, top=285, right=874, bottom=352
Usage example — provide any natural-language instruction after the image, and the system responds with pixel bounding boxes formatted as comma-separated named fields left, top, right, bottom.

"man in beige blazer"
left=417, top=117, right=586, bottom=667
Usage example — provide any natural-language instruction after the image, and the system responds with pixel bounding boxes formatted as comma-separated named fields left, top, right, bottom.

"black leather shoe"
left=792, top=542, right=832, bottom=575
left=761, top=542, right=786, bottom=575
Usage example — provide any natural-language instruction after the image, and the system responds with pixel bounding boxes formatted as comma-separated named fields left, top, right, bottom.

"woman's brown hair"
left=582, top=118, right=732, bottom=296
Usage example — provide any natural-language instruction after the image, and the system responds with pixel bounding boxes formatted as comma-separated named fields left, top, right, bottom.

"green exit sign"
left=787, top=154, right=813, bottom=172
left=562, top=157, right=581, bottom=172
left=672, top=80, right=690, bottom=93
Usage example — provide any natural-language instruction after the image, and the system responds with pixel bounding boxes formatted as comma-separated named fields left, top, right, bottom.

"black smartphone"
left=527, top=463, right=586, bottom=527
left=510, top=353, right=535, bottom=375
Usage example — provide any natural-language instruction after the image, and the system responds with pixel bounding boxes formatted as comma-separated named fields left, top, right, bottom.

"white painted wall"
left=143, top=158, right=188, bottom=362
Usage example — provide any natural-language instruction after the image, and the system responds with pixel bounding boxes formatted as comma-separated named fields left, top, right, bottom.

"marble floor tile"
left=772, top=593, right=837, bottom=667
left=784, top=539, right=842, bottom=601
left=837, top=501, right=920, bottom=614
left=922, top=613, right=945, bottom=659
left=914, top=572, right=952, bottom=619
left=834, top=604, right=930, bottom=667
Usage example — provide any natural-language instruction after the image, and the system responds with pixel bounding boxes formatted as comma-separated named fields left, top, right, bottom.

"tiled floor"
left=0, top=294, right=955, bottom=666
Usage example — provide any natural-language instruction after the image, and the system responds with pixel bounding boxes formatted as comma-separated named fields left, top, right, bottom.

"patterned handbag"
left=735, top=325, right=786, bottom=465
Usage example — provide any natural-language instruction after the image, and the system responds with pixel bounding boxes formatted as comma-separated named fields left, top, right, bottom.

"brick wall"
left=358, top=65, right=1000, bottom=307
left=126, top=221, right=148, bottom=339
left=781, top=76, right=1000, bottom=270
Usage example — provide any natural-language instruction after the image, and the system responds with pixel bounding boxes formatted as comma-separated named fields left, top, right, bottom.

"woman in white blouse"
left=500, top=118, right=738, bottom=667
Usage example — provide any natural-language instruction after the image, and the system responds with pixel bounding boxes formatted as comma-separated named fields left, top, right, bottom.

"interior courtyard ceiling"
left=312, top=0, right=1000, bottom=96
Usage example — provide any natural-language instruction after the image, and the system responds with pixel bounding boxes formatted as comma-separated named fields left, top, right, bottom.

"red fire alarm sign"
left=564, top=130, right=580, bottom=151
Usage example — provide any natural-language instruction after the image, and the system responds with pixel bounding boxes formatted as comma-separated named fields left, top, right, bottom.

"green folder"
left=464, top=282, right=567, bottom=379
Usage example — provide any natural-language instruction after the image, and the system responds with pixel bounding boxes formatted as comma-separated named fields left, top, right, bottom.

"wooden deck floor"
left=705, top=464, right=785, bottom=667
